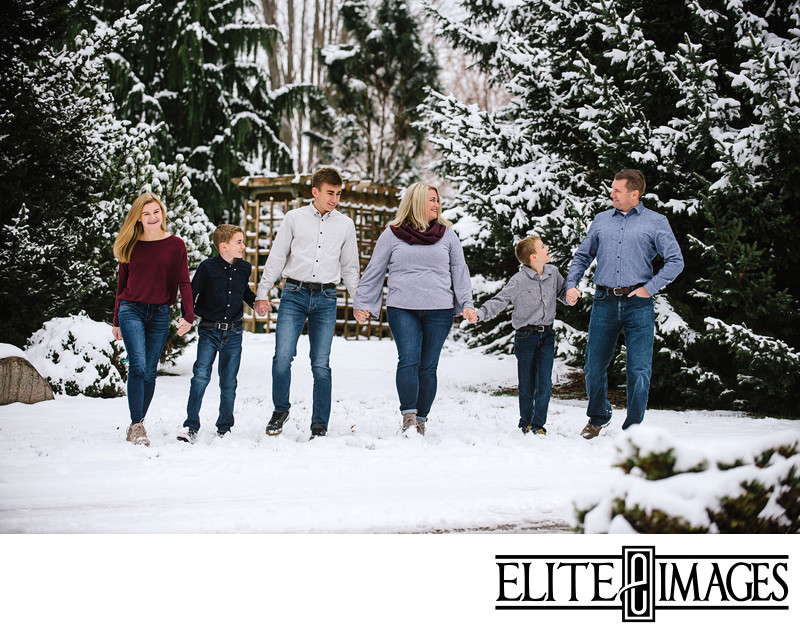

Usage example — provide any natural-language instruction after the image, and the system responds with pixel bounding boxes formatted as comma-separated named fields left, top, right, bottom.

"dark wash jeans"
left=387, top=307, right=453, bottom=421
left=184, top=324, right=243, bottom=433
left=584, top=289, right=655, bottom=429
left=118, top=300, right=170, bottom=424
left=514, top=328, right=555, bottom=430
left=272, top=282, right=338, bottom=429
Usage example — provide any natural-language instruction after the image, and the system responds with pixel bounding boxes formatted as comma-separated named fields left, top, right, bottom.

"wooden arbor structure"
left=234, top=175, right=399, bottom=338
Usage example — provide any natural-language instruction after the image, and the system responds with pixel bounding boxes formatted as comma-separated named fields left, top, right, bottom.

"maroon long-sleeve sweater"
left=113, top=235, right=195, bottom=327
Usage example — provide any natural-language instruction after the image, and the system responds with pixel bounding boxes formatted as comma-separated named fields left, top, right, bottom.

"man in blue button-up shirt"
left=566, top=169, right=684, bottom=439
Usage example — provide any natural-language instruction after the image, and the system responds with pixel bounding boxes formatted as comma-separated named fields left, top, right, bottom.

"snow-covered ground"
left=2, top=331, right=798, bottom=534
left=3, top=331, right=800, bottom=631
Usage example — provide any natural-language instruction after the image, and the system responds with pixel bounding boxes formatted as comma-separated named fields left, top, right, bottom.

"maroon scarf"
left=390, top=222, right=446, bottom=245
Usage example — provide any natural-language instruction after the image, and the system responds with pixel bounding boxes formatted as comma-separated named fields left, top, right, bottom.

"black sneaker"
left=177, top=427, right=198, bottom=444
left=266, top=410, right=290, bottom=436
left=310, top=424, right=327, bottom=439
left=216, top=430, right=230, bottom=438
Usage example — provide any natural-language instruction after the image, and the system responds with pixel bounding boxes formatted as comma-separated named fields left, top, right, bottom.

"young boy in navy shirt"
left=177, top=225, right=256, bottom=443
left=474, top=235, right=569, bottom=435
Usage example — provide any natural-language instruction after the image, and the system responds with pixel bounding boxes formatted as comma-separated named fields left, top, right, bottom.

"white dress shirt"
left=256, top=203, right=359, bottom=299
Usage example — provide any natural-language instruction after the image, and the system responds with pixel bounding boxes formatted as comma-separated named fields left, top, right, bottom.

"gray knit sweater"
left=353, top=226, right=474, bottom=316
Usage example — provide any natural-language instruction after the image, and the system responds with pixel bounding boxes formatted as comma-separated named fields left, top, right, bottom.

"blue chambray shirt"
left=566, top=202, right=684, bottom=296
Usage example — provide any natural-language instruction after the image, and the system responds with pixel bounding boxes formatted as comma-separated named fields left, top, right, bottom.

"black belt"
left=199, top=319, right=242, bottom=331
left=520, top=324, right=553, bottom=333
left=284, top=278, right=336, bottom=291
left=596, top=283, right=645, bottom=296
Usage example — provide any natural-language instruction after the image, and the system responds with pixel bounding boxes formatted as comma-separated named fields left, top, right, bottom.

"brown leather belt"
left=596, top=283, right=645, bottom=296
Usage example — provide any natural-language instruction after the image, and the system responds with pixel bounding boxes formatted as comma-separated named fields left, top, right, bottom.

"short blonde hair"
left=213, top=224, right=243, bottom=249
left=515, top=234, right=542, bottom=265
left=113, top=192, right=168, bottom=263
left=391, top=182, right=452, bottom=231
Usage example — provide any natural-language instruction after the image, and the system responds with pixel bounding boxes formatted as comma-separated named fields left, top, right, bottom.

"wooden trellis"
left=234, top=175, right=399, bottom=339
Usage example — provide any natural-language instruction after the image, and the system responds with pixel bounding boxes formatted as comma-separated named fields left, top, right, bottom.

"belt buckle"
left=215, top=322, right=230, bottom=331
left=535, top=325, right=546, bottom=332
left=613, top=287, right=625, bottom=296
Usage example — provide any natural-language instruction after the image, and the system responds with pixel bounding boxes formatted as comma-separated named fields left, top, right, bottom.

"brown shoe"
left=126, top=422, right=150, bottom=446
left=416, top=420, right=426, bottom=436
left=580, top=422, right=603, bottom=440
left=401, top=412, right=417, bottom=434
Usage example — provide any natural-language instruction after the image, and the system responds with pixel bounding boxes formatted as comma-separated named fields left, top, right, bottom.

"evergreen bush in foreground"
left=575, top=426, right=800, bottom=533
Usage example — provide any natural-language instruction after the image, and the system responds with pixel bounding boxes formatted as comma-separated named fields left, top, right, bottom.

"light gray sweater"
left=353, top=227, right=474, bottom=317
left=476, top=264, right=567, bottom=329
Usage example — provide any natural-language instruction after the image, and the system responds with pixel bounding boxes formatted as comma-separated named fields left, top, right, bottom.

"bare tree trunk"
left=312, top=0, right=320, bottom=85
left=296, top=0, right=308, bottom=171
left=282, top=0, right=296, bottom=163
left=261, top=0, right=283, bottom=88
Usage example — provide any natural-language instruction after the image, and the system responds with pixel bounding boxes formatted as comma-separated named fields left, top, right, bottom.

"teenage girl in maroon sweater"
left=112, top=193, right=194, bottom=446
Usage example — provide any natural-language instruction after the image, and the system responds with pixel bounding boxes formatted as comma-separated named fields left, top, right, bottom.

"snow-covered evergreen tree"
left=1, top=1, right=213, bottom=354
left=98, top=0, right=303, bottom=223
left=319, top=0, right=440, bottom=184
left=0, top=1, right=144, bottom=347
left=421, top=0, right=800, bottom=416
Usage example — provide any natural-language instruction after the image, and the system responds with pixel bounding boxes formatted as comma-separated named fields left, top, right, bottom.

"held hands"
left=353, top=308, right=370, bottom=324
left=176, top=318, right=191, bottom=336
left=254, top=299, right=272, bottom=317
left=461, top=307, right=478, bottom=323
left=566, top=288, right=581, bottom=306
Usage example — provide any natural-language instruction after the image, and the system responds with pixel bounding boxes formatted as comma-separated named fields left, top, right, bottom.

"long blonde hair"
left=391, top=182, right=452, bottom=231
left=113, top=193, right=168, bottom=263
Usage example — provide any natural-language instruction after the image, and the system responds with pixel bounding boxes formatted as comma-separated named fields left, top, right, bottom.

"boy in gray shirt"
left=474, top=235, right=568, bottom=435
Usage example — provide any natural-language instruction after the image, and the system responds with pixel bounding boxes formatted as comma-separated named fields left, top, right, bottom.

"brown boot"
left=401, top=412, right=417, bottom=434
left=580, top=422, right=603, bottom=440
left=126, top=422, right=150, bottom=446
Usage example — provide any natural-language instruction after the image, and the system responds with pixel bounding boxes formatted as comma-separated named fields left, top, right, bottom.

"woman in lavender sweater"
left=353, top=183, right=476, bottom=436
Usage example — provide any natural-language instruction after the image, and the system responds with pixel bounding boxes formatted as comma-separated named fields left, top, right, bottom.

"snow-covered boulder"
left=574, top=425, right=800, bottom=534
left=0, top=344, right=54, bottom=405
left=25, top=313, right=127, bottom=398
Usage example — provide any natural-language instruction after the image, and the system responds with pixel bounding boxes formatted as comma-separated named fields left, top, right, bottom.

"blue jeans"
left=272, top=283, right=338, bottom=429
left=184, top=325, right=243, bottom=433
left=118, top=300, right=170, bottom=424
left=584, top=289, right=655, bottom=429
left=387, top=307, right=453, bottom=420
left=515, top=328, right=555, bottom=430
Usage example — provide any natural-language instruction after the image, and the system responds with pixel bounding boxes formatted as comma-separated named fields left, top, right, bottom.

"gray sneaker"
left=177, top=427, right=198, bottom=444
left=580, top=422, right=603, bottom=440
left=126, top=422, right=150, bottom=446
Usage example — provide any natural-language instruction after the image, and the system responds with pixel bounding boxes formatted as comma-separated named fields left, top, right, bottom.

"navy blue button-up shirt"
left=566, top=202, right=684, bottom=296
left=191, top=256, right=256, bottom=323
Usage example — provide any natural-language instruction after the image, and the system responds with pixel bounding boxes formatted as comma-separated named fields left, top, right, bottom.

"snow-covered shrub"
left=575, top=426, right=800, bottom=534
left=25, top=314, right=127, bottom=398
